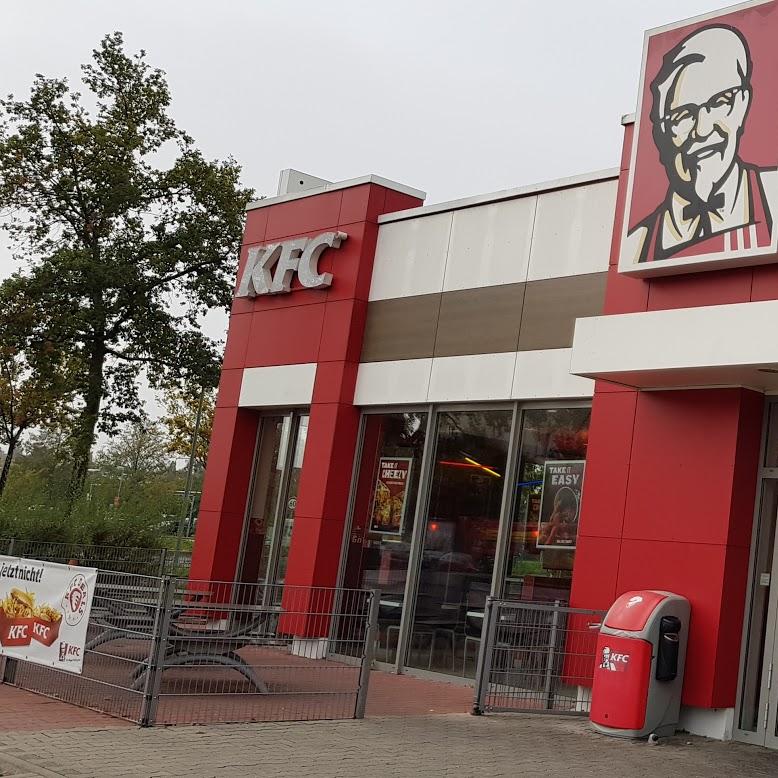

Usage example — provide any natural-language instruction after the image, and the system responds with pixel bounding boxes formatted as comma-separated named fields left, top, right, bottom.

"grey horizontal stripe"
left=360, top=273, right=607, bottom=363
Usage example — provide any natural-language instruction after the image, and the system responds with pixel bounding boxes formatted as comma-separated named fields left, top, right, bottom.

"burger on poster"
left=0, top=587, right=63, bottom=648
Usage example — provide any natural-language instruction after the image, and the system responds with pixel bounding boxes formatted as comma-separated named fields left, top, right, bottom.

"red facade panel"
left=244, top=303, right=327, bottom=368
left=190, top=181, right=423, bottom=590
left=577, top=390, right=637, bottom=540
left=264, top=191, right=343, bottom=242
left=622, top=390, right=744, bottom=547
left=616, top=539, right=727, bottom=708
left=242, top=207, right=268, bottom=245
left=338, top=184, right=386, bottom=225
left=324, top=222, right=380, bottom=303
left=318, top=299, right=368, bottom=364
left=221, top=312, right=252, bottom=370
left=215, top=368, right=243, bottom=409
left=646, top=268, right=753, bottom=311
left=573, top=113, right=769, bottom=712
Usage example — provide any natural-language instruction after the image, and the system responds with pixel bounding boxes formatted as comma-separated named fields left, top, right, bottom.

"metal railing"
left=2, top=570, right=378, bottom=726
left=4, top=569, right=166, bottom=723
left=0, top=538, right=191, bottom=577
left=473, top=599, right=605, bottom=716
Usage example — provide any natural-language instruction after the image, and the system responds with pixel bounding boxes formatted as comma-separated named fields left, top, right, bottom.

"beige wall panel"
left=369, top=213, right=451, bottom=300
left=442, top=198, right=535, bottom=291
left=527, top=180, right=617, bottom=280
left=518, top=273, right=607, bottom=351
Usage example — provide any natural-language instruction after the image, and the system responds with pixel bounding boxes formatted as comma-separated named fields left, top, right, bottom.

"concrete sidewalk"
left=0, top=714, right=776, bottom=778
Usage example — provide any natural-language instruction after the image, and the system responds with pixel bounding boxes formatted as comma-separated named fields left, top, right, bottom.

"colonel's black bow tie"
left=682, top=192, right=726, bottom=223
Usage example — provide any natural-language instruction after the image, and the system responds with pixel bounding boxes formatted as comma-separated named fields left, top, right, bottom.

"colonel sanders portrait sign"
left=619, top=0, right=778, bottom=276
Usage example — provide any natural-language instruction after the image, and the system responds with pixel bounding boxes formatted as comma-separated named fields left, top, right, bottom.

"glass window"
left=738, top=478, right=778, bottom=733
left=408, top=409, right=513, bottom=676
left=504, top=408, right=590, bottom=604
left=765, top=403, right=778, bottom=468
left=342, top=412, right=428, bottom=664
left=238, top=413, right=308, bottom=589
left=275, top=415, right=308, bottom=585
left=239, top=416, right=290, bottom=585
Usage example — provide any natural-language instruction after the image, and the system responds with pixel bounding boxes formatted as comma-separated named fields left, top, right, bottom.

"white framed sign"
left=0, top=556, right=97, bottom=674
left=619, top=0, right=778, bottom=276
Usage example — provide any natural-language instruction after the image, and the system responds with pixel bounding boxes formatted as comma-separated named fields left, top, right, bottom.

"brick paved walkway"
left=0, top=715, right=776, bottom=777
left=0, top=668, right=473, bottom=729
left=0, top=686, right=130, bottom=732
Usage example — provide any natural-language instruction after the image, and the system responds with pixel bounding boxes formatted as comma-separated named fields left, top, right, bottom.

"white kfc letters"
left=236, top=231, right=347, bottom=297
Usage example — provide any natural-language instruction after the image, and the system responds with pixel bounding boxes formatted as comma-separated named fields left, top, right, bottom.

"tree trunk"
left=65, top=344, right=106, bottom=512
left=0, top=432, right=20, bottom=499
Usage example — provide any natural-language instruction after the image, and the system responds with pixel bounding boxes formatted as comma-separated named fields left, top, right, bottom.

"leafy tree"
left=0, top=32, right=252, bottom=509
left=161, top=386, right=215, bottom=469
left=97, top=419, right=172, bottom=482
left=0, top=277, right=76, bottom=497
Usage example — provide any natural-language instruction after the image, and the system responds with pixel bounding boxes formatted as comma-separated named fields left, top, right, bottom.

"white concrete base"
left=678, top=706, right=735, bottom=741
left=291, top=637, right=328, bottom=660
left=575, top=685, right=593, bottom=714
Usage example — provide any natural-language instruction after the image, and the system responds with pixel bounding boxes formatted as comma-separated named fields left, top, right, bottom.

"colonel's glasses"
left=661, top=86, right=744, bottom=136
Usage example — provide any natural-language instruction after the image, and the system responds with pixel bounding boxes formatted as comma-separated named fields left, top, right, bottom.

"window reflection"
left=342, top=412, right=427, bottom=664
left=504, top=408, right=590, bottom=603
left=408, top=409, right=512, bottom=677
left=239, top=416, right=290, bottom=586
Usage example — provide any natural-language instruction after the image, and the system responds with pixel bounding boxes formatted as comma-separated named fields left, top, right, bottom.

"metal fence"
left=3, top=568, right=166, bottom=723
left=2, top=571, right=378, bottom=726
left=0, top=538, right=191, bottom=577
left=473, top=599, right=605, bottom=716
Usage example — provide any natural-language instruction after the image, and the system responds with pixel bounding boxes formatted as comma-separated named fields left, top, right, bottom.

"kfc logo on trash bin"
left=619, top=1, right=778, bottom=276
left=600, top=646, right=630, bottom=672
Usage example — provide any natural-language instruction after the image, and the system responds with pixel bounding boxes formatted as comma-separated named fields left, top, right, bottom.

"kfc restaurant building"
left=190, top=0, right=778, bottom=746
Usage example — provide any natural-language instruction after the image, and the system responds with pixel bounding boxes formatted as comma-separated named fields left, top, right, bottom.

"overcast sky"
left=0, top=0, right=723, bottom=416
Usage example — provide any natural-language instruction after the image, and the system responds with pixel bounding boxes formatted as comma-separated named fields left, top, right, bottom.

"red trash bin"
left=591, top=590, right=690, bottom=739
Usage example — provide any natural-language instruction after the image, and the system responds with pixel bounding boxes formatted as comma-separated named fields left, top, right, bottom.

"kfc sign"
left=619, top=0, right=778, bottom=276
left=236, top=231, right=346, bottom=297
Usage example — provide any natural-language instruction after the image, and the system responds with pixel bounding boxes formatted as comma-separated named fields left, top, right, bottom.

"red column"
left=189, top=406, right=260, bottom=582
left=570, top=121, right=766, bottom=709
left=572, top=387, right=762, bottom=708
left=190, top=181, right=422, bottom=593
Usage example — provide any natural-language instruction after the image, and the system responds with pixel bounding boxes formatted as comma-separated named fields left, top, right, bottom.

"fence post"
left=354, top=590, right=380, bottom=719
left=157, top=548, right=168, bottom=578
left=139, top=576, right=176, bottom=727
left=543, top=600, right=562, bottom=710
left=473, top=597, right=498, bottom=715
left=7, top=538, right=14, bottom=556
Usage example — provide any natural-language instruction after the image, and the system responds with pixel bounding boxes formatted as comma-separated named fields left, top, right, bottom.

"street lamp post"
left=172, top=386, right=206, bottom=573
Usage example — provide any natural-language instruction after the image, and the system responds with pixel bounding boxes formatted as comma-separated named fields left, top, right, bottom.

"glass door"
left=737, top=478, right=778, bottom=747
left=406, top=409, right=513, bottom=676
left=238, top=411, right=308, bottom=590
left=274, top=414, right=308, bottom=586
left=341, top=412, right=428, bottom=665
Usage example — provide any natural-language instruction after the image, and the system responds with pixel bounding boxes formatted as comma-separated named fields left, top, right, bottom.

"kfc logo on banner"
left=236, top=231, right=346, bottom=297
left=62, top=575, right=89, bottom=626
left=58, top=642, right=82, bottom=662
left=619, top=0, right=778, bottom=276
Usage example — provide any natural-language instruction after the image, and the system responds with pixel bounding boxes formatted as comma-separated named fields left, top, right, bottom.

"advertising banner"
left=369, top=457, right=413, bottom=536
left=619, top=0, right=778, bottom=276
left=536, top=460, right=585, bottom=550
left=0, top=556, right=97, bottom=674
